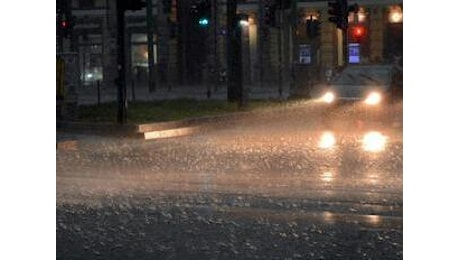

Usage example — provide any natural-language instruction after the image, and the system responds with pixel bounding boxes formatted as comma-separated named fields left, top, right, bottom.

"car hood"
left=331, top=84, right=390, bottom=99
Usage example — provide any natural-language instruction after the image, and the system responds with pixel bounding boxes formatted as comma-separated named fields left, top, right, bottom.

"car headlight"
left=364, top=92, right=382, bottom=105
left=321, top=91, right=335, bottom=103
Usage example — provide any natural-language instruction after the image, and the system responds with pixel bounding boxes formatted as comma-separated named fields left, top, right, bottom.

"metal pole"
left=147, top=0, right=156, bottom=92
left=277, top=3, right=283, bottom=100
left=213, top=0, right=218, bottom=92
left=131, top=77, right=136, bottom=101
left=343, top=27, right=348, bottom=66
left=97, top=80, right=101, bottom=105
left=257, top=0, right=264, bottom=90
left=227, top=0, right=237, bottom=102
left=116, top=0, right=127, bottom=124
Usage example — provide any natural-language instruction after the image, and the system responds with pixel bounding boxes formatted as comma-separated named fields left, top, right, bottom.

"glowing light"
left=353, top=26, right=364, bottom=37
left=323, top=211, right=335, bottom=223
left=362, top=131, right=387, bottom=152
left=144, top=127, right=199, bottom=140
left=198, top=18, right=209, bottom=26
left=321, top=92, right=335, bottom=103
left=367, top=173, right=380, bottom=185
left=321, top=171, right=334, bottom=183
left=239, top=20, right=249, bottom=27
left=319, top=132, right=336, bottom=149
left=364, top=92, right=382, bottom=105
left=389, top=6, right=403, bottom=23
left=366, top=215, right=382, bottom=226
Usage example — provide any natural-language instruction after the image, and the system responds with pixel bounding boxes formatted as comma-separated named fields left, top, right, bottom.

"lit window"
left=348, top=7, right=366, bottom=23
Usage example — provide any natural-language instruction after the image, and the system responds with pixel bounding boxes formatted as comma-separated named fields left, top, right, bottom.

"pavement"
left=56, top=108, right=256, bottom=149
left=57, top=83, right=299, bottom=148
left=75, top=84, right=292, bottom=105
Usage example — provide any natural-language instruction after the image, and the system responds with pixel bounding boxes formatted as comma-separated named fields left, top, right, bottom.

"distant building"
left=56, top=0, right=402, bottom=103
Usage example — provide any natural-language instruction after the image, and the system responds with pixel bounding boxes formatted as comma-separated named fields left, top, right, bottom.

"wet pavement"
left=56, top=100, right=403, bottom=259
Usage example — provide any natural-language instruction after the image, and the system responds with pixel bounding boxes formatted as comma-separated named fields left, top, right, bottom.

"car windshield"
left=333, top=66, right=391, bottom=85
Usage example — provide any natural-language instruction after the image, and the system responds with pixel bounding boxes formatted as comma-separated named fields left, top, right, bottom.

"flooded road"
left=57, top=101, right=403, bottom=259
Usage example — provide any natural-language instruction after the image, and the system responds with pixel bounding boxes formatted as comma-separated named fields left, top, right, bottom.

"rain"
left=57, top=100, right=403, bottom=259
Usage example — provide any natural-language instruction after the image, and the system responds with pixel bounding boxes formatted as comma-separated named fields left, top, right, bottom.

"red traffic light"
left=352, top=25, right=364, bottom=37
left=61, top=20, right=67, bottom=27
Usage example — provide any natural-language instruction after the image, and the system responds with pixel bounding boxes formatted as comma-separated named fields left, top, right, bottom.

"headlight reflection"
left=321, top=171, right=335, bottom=183
left=366, top=215, right=382, bottom=226
left=318, top=131, right=336, bottom=149
left=362, top=131, right=387, bottom=152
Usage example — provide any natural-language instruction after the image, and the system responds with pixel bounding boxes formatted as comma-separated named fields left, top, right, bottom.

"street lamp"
left=238, top=13, right=249, bottom=27
left=388, top=5, right=403, bottom=23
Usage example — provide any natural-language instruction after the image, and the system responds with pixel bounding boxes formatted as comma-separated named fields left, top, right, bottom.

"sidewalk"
left=57, top=83, right=314, bottom=147
left=75, top=84, right=293, bottom=105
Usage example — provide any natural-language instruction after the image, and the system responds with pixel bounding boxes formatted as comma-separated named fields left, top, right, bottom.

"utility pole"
left=226, top=0, right=238, bottom=103
left=212, top=0, right=218, bottom=92
left=116, top=0, right=146, bottom=124
left=146, top=0, right=156, bottom=92
left=116, top=0, right=128, bottom=124
left=277, top=1, right=283, bottom=100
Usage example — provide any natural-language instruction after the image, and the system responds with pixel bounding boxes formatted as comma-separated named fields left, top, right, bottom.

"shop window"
left=130, top=33, right=157, bottom=81
left=78, top=34, right=103, bottom=86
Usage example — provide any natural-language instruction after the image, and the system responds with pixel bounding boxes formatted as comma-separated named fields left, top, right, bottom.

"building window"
left=131, top=33, right=157, bottom=67
left=79, top=34, right=103, bottom=86
left=131, top=33, right=157, bottom=81
left=348, top=7, right=366, bottom=23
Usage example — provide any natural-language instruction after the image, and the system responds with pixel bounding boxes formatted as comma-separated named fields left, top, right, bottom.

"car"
left=315, top=64, right=403, bottom=106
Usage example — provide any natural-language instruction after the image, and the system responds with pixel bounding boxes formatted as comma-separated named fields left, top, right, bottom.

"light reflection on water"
left=316, top=130, right=389, bottom=153
left=318, top=131, right=336, bottom=149
left=367, top=173, right=380, bottom=185
left=362, top=131, right=387, bottom=152
left=322, top=211, right=335, bottom=224
left=366, top=214, right=382, bottom=226
left=320, top=171, right=335, bottom=183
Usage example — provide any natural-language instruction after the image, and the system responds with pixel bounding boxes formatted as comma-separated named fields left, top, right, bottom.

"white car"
left=317, top=64, right=402, bottom=106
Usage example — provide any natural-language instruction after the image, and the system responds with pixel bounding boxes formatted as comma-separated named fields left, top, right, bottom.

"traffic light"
left=351, top=25, right=366, bottom=42
left=306, top=18, right=321, bottom=38
left=328, top=0, right=347, bottom=30
left=191, top=0, right=211, bottom=27
left=117, top=0, right=146, bottom=12
left=264, top=4, right=277, bottom=27
left=348, top=3, right=359, bottom=14
left=56, top=0, right=74, bottom=38
left=57, top=15, right=75, bottom=38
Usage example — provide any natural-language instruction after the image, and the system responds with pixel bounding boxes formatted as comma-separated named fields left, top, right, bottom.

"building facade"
left=56, top=0, right=403, bottom=103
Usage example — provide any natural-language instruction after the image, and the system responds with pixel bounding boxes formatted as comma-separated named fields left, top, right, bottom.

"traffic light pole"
left=343, top=27, right=348, bottom=66
left=226, top=0, right=242, bottom=105
left=146, top=0, right=156, bottom=92
left=277, top=2, right=283, bottom=100
left=116, top=2, right=128, bottom=124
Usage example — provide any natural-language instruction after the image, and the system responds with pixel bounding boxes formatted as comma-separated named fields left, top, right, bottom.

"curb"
left=56, top=111, right=252, bottom=142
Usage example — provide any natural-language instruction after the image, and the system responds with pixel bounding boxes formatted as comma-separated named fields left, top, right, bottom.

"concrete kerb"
left=56, top=110, right=254, bottom=145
